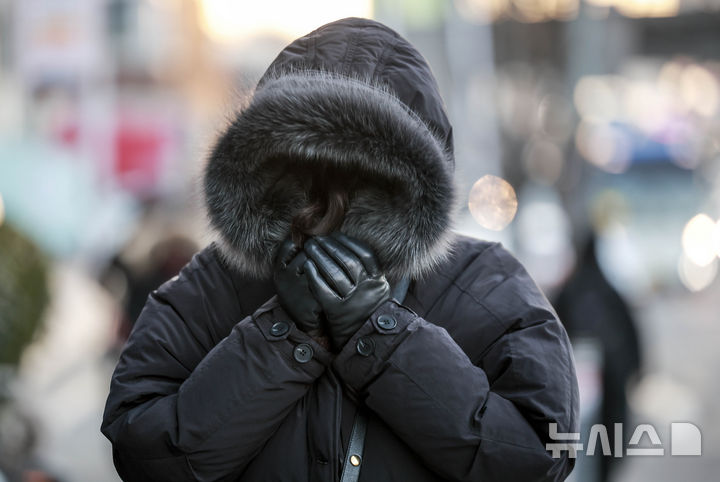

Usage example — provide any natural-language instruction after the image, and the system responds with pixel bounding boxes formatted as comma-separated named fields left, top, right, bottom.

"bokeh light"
left=623, top=79, right=669, bottom=134
left=516, top=197, right=570, bottom=257
left=575, top=121, right=633, bottom=174
left=681, top=213, right=719, bottom=267
left=679, top=64, right=719, bottom=118
left=574, top=75, right=620, bottom=124
left=667, top=132, right=704, bottom=170
left=658, top=60, right=683, bottom=89
left=613, top=0, right=680, bottom=18
left=468, top=174, right=518, bottom=231
left=572, top=64, right=720, bottom=173
left=678, top=253, right=718, bottom=292
left=515, top=188, right=575, bottom=288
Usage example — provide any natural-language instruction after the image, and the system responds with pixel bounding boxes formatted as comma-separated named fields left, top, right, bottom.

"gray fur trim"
left=204, top=72, right=456, bottom=279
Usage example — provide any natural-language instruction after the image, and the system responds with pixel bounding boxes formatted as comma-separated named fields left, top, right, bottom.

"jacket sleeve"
left=331, top=249, right=579, bottom=481
left=101, top=255, right=331, bottom=481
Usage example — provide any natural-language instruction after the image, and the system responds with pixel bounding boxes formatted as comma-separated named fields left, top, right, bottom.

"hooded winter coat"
left=102, top=17, right=579, bottom=482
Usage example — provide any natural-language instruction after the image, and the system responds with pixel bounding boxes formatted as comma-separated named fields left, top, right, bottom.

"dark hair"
left=265, top=157, right=400, bottom=246
left=290, top=164, right=353, bottom=245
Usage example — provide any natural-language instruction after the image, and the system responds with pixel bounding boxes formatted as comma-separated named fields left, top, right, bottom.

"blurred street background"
left=1, top=0, right=719, bottom=480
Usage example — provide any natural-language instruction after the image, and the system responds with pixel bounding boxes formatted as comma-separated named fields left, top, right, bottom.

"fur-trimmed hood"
left=204, top=18, right=457, bottom=280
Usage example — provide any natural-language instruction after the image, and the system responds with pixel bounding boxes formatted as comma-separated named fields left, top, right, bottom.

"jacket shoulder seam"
left=421, top=240, right=495, bottom=314
left=434, top=241, right=505, bottom=326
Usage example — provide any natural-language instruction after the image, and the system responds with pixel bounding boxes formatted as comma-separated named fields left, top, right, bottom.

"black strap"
left=391, top=277, right=410, bottom=303
left=339, top=278, right=410, bottom=482
left=339, top=408, right=368, bottom=482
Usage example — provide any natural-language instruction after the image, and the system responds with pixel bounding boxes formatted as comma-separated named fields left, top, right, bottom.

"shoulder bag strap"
left=339, top=277, right=410, bottom=482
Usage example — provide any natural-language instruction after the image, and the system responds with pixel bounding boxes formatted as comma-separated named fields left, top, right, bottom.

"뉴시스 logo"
left=546, top=422, right=702, bottom=458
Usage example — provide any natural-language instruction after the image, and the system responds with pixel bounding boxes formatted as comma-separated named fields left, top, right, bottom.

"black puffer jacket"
left=102, top=18, right=578, bottom=482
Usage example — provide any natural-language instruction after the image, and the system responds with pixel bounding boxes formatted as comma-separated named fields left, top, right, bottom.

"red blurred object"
left=57, top=121, right=79, bottom=147
left=113, top=123, right=166, bottom=193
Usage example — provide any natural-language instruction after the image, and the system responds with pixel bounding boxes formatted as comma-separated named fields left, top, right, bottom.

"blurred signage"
left=14, top=0, right=106, bottom=81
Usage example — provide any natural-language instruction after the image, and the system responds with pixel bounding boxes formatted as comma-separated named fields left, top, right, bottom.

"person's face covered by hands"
left=273, top=232, right=390, bottom=352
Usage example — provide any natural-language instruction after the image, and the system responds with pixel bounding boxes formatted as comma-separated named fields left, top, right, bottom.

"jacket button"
left=356, top=336, right=375, bottom=356
left=270, top=321, right=289, bottom=337
left=349, top=454, right=361, bottom=466
left=293, top=343, right=314, bottom=363
left=377, top=314, right=397, bottom=330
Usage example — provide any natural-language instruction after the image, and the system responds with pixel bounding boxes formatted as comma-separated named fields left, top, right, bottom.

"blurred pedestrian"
left=101, top=233, right=198, bottom=346
left=554, top=234, right=642, bottom=482
left=102, top=17, right=578, bottom=481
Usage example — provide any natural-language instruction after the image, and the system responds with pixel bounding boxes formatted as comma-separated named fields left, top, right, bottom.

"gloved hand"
left=272, top=237, right=325, bottom=338
left=303, top=232, right=390, bottom=351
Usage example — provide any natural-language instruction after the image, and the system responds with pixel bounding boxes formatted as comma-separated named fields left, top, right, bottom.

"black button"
left=377, top=314, right=397, bottom=330
left=316, top=456, right=328, bottom=465
left=356, top=336, right=375, bottom=356
left=270, top=321, right=289, bottom=337
left=293, top=343, right=314, bottom=363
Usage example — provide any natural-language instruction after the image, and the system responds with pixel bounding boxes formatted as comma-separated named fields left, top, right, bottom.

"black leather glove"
left=303, top=232, right=390, bottom=351
left=272, top=237, right=325, bottom=338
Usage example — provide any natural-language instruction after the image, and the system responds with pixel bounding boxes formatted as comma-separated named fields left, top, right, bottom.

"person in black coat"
left=102, top=17, right=579, bottom=481
left=554, top=235, right=641, bottom=482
